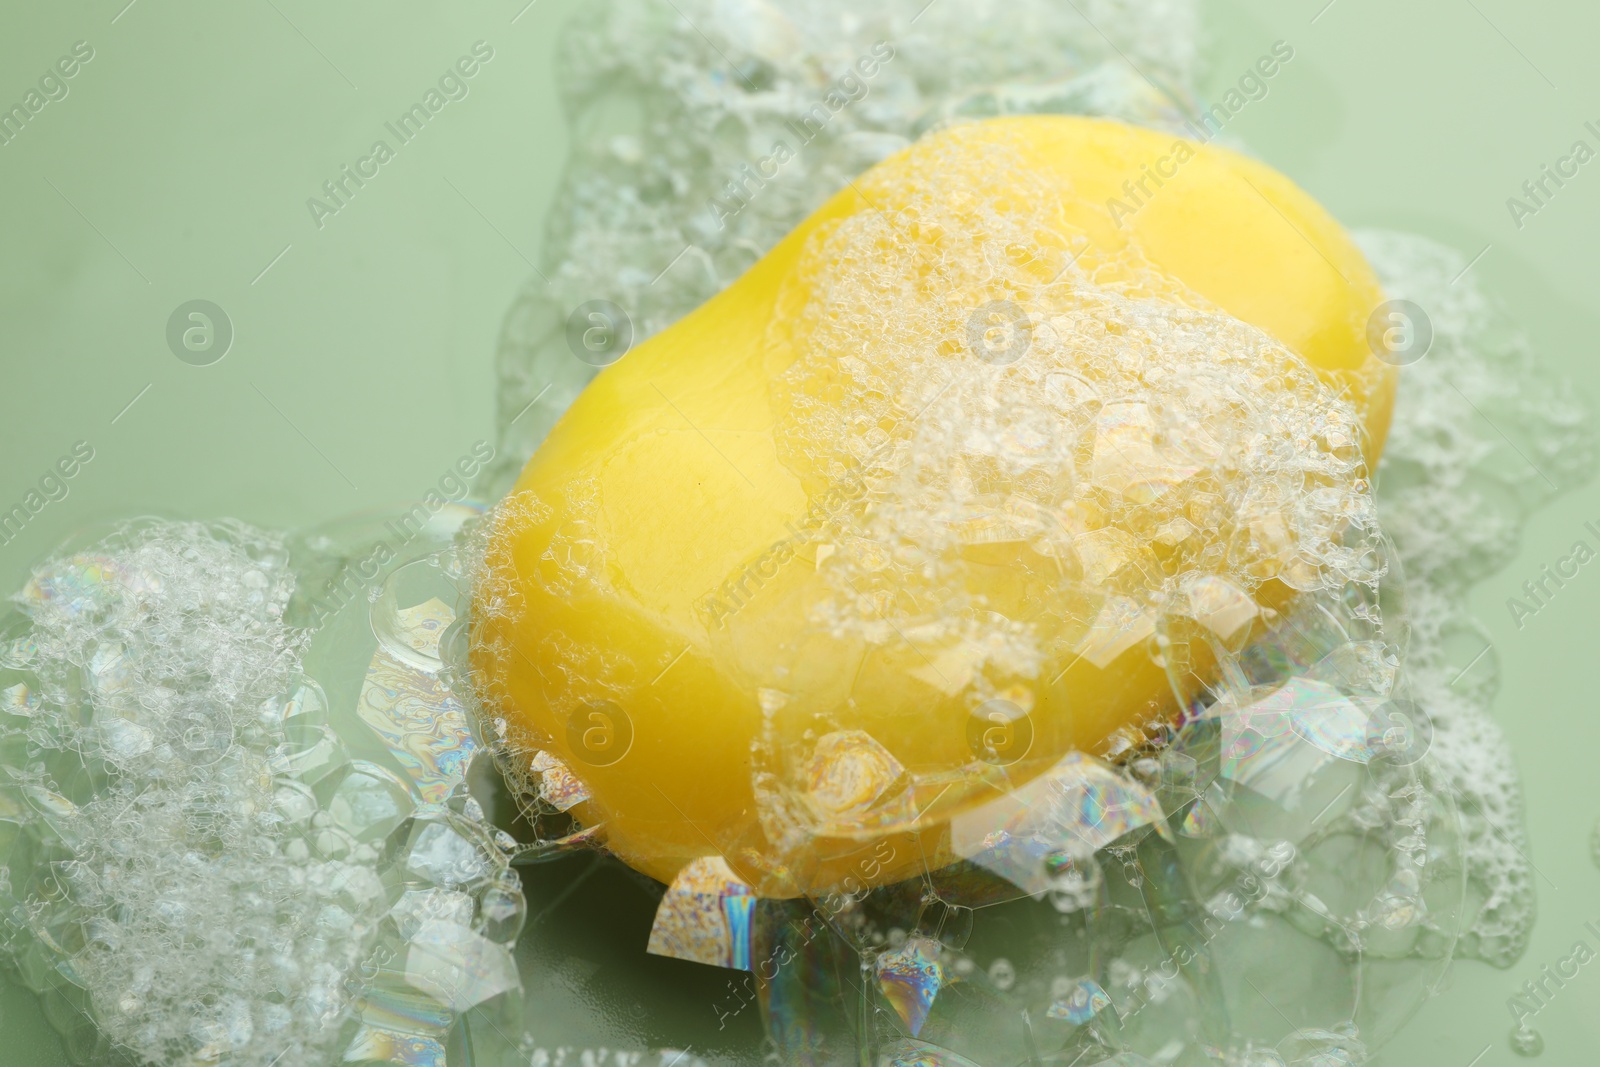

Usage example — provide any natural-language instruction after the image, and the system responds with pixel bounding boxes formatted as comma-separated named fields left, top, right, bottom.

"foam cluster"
left=768, top=127, right=1379, bottom=694
left=1357, top=230, right=1596, bottom=966
left=0, top=522, right=522, bottom=1067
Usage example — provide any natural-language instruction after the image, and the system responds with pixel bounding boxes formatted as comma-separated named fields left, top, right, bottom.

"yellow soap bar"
left=470, top=115, right=1395, bottom=897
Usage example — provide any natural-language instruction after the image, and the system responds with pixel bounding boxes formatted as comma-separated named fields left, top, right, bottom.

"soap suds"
left=0, top=522, right=523, bottom=1066
left=1358, top=229, right=1595, bottom=966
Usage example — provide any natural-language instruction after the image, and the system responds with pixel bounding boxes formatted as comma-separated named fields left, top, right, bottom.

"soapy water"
left=0, top=2, right=1594, bottom=1067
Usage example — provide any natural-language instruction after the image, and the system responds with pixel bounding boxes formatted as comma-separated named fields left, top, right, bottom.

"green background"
left=1, top=0, right=1597, bottom=1063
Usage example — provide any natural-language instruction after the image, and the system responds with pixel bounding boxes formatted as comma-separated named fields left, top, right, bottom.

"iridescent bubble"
left=1044, top=976, right=1113, bottom=1025
left=876, top=935, right=944, bottom=1036
left=1044, top=842, right=1103, bottom=914
left=645, top=855, right=756, bottom=970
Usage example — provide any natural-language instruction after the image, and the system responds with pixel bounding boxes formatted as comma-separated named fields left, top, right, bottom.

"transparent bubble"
left=326, top=761, right=415, bottom=842
left=1510, top=1026, right=1544, bottom=1057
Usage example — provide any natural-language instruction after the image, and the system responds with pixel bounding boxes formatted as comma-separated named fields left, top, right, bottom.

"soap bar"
left=469, top=115, right=1395, bottom=897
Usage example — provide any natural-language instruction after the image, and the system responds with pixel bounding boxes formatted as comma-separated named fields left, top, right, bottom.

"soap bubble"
left=1510, top=1025, right=1544, bottom=1057
left=1044, top=843, right=1102, bottom=914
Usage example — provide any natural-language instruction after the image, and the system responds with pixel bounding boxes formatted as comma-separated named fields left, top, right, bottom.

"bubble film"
left=646, top=856, right=757, bottom=969
left=0, top=522, right=524, bottom=1066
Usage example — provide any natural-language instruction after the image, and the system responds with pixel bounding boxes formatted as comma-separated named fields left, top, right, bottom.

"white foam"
left=0, top=522, right=524, bottom=1066
left=1358, top=230, right=1595, bottom=965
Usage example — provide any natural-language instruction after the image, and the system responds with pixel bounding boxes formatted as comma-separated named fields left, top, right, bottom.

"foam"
left=766, top=126, right=1378, bottom=684
left=1358, top=229, right=1595, bottom=966
left=0, top=522, right=524, bottom=1066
